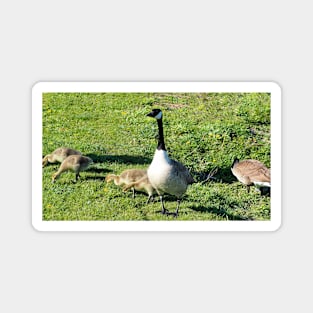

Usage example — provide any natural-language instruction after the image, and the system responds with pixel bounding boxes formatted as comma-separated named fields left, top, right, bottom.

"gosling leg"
left=75, top=173, right=80, bottom=182
left=132, top=187, right=135, bottom=199
left=146, top=195, right=152, bottom=204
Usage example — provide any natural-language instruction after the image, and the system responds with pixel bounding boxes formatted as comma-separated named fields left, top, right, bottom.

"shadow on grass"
left=190, top=205, right=251, bottom=220
left=73, top=166, right=112, bottom=181
left=192, top=167, right=237, bottom=184
left=188, top=192, right=252, bottom=220
left=85, top=167, right=111, bottom=175
left=86, top=153, right=152, bottom=165
left=214, top=167, right=237, bottom=184
left=83, top=174, right=107, bottom=181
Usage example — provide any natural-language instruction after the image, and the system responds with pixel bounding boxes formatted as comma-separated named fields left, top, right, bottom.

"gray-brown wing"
left=171, top=159, right=195, bottom=184
left=248, top=165, right=271, bottom=183
left=235, top=160, right=270, bottom=183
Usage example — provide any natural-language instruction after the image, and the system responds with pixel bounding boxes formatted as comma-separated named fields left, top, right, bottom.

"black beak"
left=147, top=112, right=154, bottom=117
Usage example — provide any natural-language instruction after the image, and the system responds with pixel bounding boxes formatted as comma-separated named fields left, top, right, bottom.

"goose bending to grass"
left=231, top=158, right=271, bottom=195
left=42, top=147, right=82, bottom=167
left=122, top=175, right=155, bottom=204
left=52, top=155, right=93, bottom=183
left=146, top=108, right=195, bottom=217
left=105, top=169, right=148, bottom=198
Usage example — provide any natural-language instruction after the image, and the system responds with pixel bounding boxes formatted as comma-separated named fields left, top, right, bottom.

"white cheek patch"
left=254, top=182, right=271, bottom=188
left=155, top=111, right=163, bottom=119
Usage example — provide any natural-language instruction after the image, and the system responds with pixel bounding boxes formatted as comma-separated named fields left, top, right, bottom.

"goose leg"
left=175, top=199, right=181, bottom=217
left=260, top=187, right=270, bottom=196
left=160, top=195, right=168, bottom=214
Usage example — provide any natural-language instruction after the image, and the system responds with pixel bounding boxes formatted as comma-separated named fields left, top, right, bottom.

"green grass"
left=42, top=92, right=271, bottom=221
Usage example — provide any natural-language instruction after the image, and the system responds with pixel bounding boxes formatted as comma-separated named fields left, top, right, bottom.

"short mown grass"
left=42, top=92, right=271, bottom=221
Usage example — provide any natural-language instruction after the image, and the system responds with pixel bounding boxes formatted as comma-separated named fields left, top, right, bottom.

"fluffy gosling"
left=105, top=169, right=148, bottom=198
left=42, top=147, right=82, bottom=167
left=122, top=175, right=155, bottom=204
left=52, top=155, right=93, bottom=183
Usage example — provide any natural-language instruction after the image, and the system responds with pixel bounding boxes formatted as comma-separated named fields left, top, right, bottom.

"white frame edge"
left=32, top=81, right=281, bottom=232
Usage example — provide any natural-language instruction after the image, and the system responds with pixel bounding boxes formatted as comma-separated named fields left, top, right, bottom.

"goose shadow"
left=149, top=195, right=251, bottom=220
left=214, top=167, right=238, bottom=184
left=189, top=204, right=252, bottom=221
left=85, top=167, right=111, bottom=174
left=194, top=167, right=271, bottom=197
left=83, top=172, right=110, bottom=181
left=192, top=167, right=237, bottom=184
left=86, top=153, right=152, bottom=165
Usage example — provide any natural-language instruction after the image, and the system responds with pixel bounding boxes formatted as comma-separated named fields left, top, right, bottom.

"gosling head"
left=147, top=108, right=162, bottom=120
left=105, top=175, right=114, bottom=183
left=51, top=173, right=58, bottom=183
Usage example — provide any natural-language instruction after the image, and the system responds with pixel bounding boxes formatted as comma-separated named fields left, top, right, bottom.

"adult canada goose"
left=147, top=108, right=195, bottom=217
left=122, top=175, right=155, bottom=204
left=52, top=155, right=93, bottom=183
left=231, top=158, right=271, bottom=195
left=105, top=169, right=148, bottom=198
left=42, top=147, right=82, bottom=167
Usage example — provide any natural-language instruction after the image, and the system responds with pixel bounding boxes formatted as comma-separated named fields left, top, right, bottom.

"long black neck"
left=157, top=118, right=166, bottom=151
left=231, top=158, right=239, bottom=169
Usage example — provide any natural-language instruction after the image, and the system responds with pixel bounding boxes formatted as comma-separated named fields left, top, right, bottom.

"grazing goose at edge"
left=105, top=169, right=149, bottom=198
left=146, top=108, right=195, bottom=217
left=122, top=175, right=155, bottom=204
left=52, top=155, right=93, bottom=183
left=42, top=147, right=82, bottom=167
left=231, top=158, right=271, bottom=195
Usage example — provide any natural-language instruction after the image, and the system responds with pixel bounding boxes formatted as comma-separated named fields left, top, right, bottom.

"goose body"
left=43, top=147, right=82, bottom=167
left=52, top=155, right=93, bottom=182
left=147, top=109, right=194, bottom=216
left=148, top=149, right=193, bottom=198
left=231, top=158, right=271, bottom=194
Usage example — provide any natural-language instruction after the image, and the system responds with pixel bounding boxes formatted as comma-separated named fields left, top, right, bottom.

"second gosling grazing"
left=122, top=175, right=155, bottom=204
left=52, top=155, right=93, bottom=183
left=105, top=169, right=148, bottom=198
left=42, top=147, right=82, bottom=167
left=146, top=108, right=195, bottom=217
left=231, top=158, right=271, bottom=195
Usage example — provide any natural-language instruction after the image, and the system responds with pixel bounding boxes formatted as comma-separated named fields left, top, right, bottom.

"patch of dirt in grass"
left=166, top=103, right=187, bottom=109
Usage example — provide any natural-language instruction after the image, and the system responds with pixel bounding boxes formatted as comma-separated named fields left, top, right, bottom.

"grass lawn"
left=42, top=92, right=271, bottom=221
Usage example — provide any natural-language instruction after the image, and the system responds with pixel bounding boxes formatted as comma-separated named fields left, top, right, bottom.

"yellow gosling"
left=105, top=169, right=148, bottom=198
left=42, top=147, right=82, bottom=167
left=122, top=175, right=155, bottom=204
left=52, top=155, right=93, bottom=183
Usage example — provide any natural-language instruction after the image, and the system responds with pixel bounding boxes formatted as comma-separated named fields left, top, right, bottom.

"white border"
left=32, top=82, right=281, bottom=231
